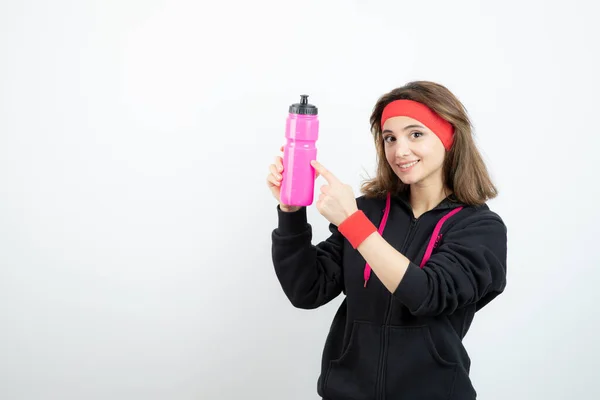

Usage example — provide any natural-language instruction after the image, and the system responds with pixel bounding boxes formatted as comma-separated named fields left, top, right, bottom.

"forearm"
left=272, top=205, right=344, bottom=309
left=357, top=232, right=410, bottom=293
left=338, top=209, right=508, bottom=316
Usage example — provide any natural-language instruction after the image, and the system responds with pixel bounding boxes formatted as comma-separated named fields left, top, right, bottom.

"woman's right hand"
left=266, top=146, right=301, bottom=212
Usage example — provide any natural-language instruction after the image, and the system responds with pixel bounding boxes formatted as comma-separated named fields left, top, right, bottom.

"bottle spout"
left=289, top=94, right=318, bottom=115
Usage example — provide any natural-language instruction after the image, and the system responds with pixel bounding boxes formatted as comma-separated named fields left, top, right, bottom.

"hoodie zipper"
left=375, top=215, right=420, bottom=400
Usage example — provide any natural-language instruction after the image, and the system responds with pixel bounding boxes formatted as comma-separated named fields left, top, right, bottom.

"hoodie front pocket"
left=385, top=326, right=457, bottom=399
left=323, top=321, right=381, bottom=400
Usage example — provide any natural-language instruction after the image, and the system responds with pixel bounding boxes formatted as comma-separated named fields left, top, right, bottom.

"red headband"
left=380, top=99, right=454, bottom=150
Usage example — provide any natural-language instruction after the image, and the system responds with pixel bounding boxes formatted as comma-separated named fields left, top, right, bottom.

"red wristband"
left=338, top=210, right=377, bottom=249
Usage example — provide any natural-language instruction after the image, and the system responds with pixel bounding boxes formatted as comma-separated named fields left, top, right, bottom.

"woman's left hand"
left=310, top=160, right=359, bottom=226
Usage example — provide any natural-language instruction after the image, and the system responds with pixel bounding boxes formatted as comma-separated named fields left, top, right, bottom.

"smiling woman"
left=362, top=82, right=498, bottom=209
left=266, top=81, right=507, bottom=400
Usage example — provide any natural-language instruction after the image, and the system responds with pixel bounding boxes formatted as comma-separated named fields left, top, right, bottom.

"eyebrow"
left=382, top=124, right=425, bottom=134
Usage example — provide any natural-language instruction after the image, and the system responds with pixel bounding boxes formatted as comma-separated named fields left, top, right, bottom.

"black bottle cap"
left=289, top=94, right=318, bottom=115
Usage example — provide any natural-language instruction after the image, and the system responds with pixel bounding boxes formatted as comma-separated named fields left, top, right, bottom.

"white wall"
left=1, top=0, right=598, bottom=399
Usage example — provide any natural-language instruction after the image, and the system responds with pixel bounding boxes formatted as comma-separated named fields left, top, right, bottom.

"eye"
left=411, top=131, right=423, bottom=139
left=383, top=135, right=396, bottom=144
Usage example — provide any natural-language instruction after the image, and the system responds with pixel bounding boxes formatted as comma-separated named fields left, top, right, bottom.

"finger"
left=320, top=184, right=329, bottom=194
left=269, top=164, right=282, bottom=181
left=275, top=156, right=283, bottom=172
left=317, top=193, right=325, bottom=205
left=267, top=174, right=281, bottom=186
left=311, top=160, right=338, bottom=184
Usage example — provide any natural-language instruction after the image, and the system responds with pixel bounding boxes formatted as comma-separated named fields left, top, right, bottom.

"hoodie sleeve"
left=271, top=205, right=344, bottom=309
left=393, top=210, right=507, bottom=316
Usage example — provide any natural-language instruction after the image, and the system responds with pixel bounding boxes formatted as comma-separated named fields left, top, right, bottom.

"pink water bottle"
left=280, top=94, right=319, bottom=206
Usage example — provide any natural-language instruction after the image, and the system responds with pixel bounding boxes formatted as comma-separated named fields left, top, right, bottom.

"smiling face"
left=382, top=116, right=446, bottom=188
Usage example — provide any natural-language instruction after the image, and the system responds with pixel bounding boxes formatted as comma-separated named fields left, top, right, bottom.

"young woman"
left=266, top=81, right=507, bottom=400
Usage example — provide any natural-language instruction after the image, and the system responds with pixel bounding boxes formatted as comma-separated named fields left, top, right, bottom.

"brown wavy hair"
left=360, top=81, right=498, bottom=206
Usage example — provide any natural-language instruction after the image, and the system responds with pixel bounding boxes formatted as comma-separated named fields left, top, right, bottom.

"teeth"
left=400, top=161, right=418, bottom=168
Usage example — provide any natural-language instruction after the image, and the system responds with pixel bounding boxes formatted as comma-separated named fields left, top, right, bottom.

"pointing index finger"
left=311, top=160, right=338, bottom=184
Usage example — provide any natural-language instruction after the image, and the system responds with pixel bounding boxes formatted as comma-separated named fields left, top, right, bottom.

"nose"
left=395, top=138, right=411, bottom=158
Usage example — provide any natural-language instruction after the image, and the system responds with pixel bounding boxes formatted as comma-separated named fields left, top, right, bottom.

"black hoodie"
left=271, top=192, right=507, bottom=400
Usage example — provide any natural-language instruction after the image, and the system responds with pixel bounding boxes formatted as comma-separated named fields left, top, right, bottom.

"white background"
left=1, top=0, right=599, bottom=399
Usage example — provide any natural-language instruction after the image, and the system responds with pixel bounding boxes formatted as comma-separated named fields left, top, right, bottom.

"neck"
left=409, top=179, right=450, bottom=218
